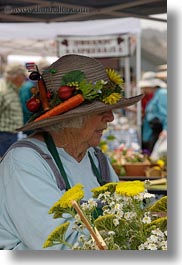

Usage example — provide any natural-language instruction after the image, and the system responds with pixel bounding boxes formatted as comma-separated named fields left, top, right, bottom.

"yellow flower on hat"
left=102, top=93, right=121, bottom=104
left=106, top=68, right=123, bottom=85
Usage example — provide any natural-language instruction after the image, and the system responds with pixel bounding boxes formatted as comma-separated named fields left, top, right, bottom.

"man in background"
left=0, top=63, right=31, bottom=157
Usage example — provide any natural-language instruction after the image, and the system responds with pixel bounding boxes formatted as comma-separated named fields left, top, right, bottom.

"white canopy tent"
left=0, top=18, right=140, bottom=39
left=0, top=17, right=140, bottom=59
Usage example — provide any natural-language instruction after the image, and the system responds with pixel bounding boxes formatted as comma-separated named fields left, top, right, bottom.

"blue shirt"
left=0, top=138, right=118, bottom=250
left=19, top=80, right=36, bottom=124
left=142, top=88, right=167, bottom=142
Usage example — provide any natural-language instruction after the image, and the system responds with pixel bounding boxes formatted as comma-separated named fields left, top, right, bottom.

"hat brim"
left=138, top=80, right=155, bottom=88
left=17, top=94, right=143, bottom=132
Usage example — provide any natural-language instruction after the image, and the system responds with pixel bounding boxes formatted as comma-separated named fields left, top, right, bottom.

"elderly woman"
left=0, top=54, right=142, bottom=250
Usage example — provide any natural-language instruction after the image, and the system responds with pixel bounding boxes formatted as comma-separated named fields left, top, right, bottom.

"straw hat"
left=139, top=71, right=167, bottom=88
left=18, top=54, right=143, bottom=132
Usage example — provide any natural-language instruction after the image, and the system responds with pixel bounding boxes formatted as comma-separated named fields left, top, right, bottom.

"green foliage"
left=61, top=70, right=85, bottom=85
left=79, top=80, right=103, bottom=100
left=149, top=196, right=167, bottom=212
left=145, top=217, right=167, bottom=232
left=49, top=92, right=62, bottom=108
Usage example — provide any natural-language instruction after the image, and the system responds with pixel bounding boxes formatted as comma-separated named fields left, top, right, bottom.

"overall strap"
left=43, top=132, right=111, bottom=187
left=88, top=152, right=103, bottom=186
left=2, top=140, right=67, bottom=191
left=1, top=138, right=111, bottom=190
left=43, top=132, right=71, bottom=190
left=93, top=147, right=111, bottom=184
left=43, top=132, right=107, bottom=188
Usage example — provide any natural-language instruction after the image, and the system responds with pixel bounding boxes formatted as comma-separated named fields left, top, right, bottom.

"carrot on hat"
left=34, top=94, right=84, bottom=122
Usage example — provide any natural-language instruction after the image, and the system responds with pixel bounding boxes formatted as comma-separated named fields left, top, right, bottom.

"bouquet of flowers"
left=43, top=181, right=167, bottom=250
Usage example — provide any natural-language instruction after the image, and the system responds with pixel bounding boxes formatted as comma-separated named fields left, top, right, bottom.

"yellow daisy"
left=102, top=93, right=121, bottom=104
left=49, top=183, right=84, bottom=211
left=116, top=181, right=145, bottom=197
left=106, top=68, right=123, bottom=85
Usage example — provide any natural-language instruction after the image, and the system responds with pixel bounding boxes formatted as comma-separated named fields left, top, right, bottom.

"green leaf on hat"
left=61, top=70, right=85, bottom=85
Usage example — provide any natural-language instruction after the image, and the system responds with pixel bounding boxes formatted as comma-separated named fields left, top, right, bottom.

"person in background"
left=19, top=59, right=50, bottom=125
left=0, top=54, right=142, bottom=249
left=139, top=72, right=167, bottom=153
left=18, top=77, right=36, bottom=124
left=139, top=72, right=156, bottom=118
left=0, top=63, right=28, bottom=157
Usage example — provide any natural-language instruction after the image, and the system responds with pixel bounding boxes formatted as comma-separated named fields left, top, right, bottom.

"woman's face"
left=79, top=110, right=114, bottom=147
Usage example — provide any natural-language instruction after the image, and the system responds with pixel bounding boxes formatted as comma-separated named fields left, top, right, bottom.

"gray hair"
left=4, top=62, right=27, bottom=79
left=43, top=115, right=90, bottom=132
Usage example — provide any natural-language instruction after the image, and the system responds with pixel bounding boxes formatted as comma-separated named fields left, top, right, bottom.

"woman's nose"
left=103, top=110, right=114, bottom=122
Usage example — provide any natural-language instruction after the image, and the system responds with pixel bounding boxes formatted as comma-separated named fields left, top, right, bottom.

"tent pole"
left=136, top=32, right=142, bottom=148
left=124, top=56, right=131, bottom=97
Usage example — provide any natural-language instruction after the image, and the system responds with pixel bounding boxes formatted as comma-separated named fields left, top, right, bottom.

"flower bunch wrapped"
left=43, top=181, right=167, bottom=250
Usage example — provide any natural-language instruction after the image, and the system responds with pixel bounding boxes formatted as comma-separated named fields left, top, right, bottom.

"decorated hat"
left=17, top=54, right=143, bottom=132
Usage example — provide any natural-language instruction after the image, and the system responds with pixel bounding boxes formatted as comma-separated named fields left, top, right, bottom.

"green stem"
left=53, top=239, right=72, bottom=249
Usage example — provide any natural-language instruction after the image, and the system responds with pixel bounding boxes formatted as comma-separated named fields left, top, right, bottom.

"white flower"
left=147, top=243, right=158, bottom=250
left=152, top=228, right=164, bottom=237
left=100, top=80, right=107, bottom=85
left=103, top=208, right=111, bottom=214
left=109, top=201, right=116, bottom=207
left=114, top=193, right=121, bottom=202
left=124, top=211, right=136, bottom=220
left=88, top=198, right=97, bottom=208
left=79, top=235, right=87, bottom=242
left=160, top=241, right=167, bottom=250
left=116, top=210, right=124, bottom=219
left=81, top=202, right=89, bottom=211
left=138, top=244, right=145, bottom=250
left=75, top=214, right=81, bottom=222
left=149, top=235, right=159, bottom=243
left=134, top=193, right=144, bottom=200
left=145, top=180, right=151, bottom=186
left=144, top=192, right=155, bottom=199
left=114, top=203, right=123, bottom=211
left=108, top=231, right=116, bottom=236
left=113, top=218, right=119, bottom=226
left=104, top=191, right=111, bottom=196
left=142, top=215, right=151, bottom=224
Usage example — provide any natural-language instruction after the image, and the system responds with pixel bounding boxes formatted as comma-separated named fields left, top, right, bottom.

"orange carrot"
left=38, top=79, right=50, bottom=111
left=34, top=94, right=84, bottom=122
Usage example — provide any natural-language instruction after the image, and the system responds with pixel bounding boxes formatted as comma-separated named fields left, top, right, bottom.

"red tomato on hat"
left=26, top=97, right=41, bottom=112
left=58, top=86, right=74, bottom=100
